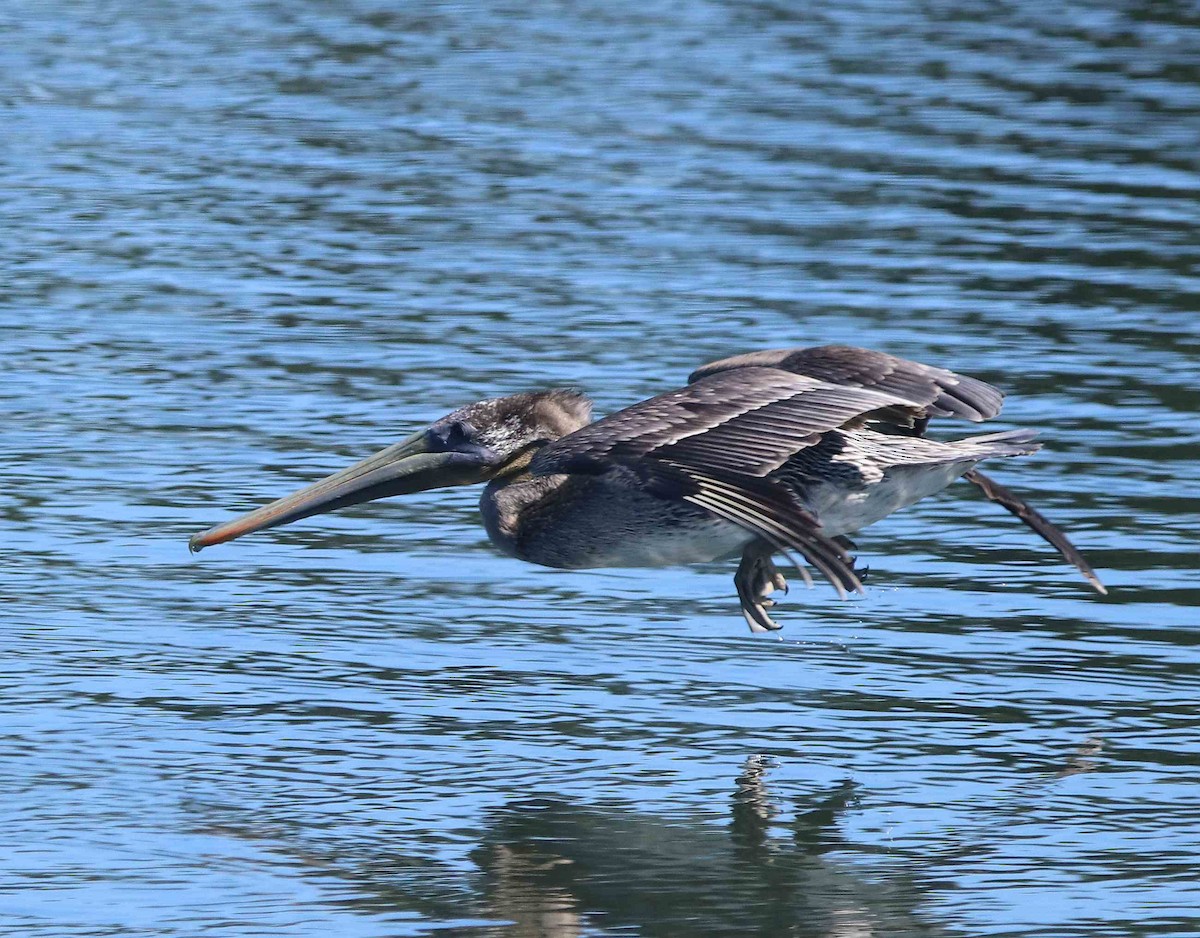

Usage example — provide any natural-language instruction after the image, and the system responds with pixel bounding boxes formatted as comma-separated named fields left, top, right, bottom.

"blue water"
left=4, top=1, right=1199, bottom=935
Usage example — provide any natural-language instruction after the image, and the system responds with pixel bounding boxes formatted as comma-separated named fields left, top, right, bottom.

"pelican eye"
left=429, top=422, right=480, bottom=455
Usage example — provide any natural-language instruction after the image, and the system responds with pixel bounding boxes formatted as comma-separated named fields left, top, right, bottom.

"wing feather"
left=649, top=343, right=1102, bottom=596
left=689, top=344, right=1003, bottom=422
left=679, top=468, right=862, bottom=598
left=534, top=367, right=920, bottom=479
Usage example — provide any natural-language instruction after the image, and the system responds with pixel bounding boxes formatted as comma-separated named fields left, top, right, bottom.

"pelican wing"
left=533, top=367, right=917, bottom=477
left=688, top=345, right=1104, bottom=593
left=689, top=344, right=1003, bottom=422
left=531, top=367, right=924, bottom=597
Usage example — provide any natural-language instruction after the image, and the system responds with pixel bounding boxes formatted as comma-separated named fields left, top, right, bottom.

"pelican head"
left=189, top=389, right=591, bottom=552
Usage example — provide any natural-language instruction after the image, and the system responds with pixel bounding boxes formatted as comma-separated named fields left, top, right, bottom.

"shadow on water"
left=191, top=757, right=948, bottom=937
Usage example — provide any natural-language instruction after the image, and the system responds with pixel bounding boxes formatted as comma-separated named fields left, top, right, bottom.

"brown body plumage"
left=190, top=345, right=1105, bottom=633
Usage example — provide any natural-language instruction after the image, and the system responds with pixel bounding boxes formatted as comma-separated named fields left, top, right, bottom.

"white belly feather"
left=806, top=461, right=976, bottom=536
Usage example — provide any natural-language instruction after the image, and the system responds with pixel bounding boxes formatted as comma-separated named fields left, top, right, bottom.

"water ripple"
left=4, top=1, right=1199, bottom=935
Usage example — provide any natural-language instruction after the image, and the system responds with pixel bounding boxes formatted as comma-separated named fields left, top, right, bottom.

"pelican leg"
left=964, top=469, right=1106, bottom=594
left=735, top=541, right=790, bottom=633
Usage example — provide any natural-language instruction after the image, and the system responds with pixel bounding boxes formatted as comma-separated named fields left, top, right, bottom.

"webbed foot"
left=735, top=542, right=790, bottom=633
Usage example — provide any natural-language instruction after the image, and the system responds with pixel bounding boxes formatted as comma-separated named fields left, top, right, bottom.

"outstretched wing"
left=689, top=344, right=1003, bottom=422
left=689, top=344, right=1104, bottom=593
left=531, top=367, right=925, bottom=598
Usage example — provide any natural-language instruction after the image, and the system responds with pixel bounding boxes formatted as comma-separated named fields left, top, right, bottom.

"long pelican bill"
left=188, top=430, right=490, bottom=553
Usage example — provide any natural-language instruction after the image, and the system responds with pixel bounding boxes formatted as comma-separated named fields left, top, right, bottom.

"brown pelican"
left=190, top=345, right=1105, bottom=631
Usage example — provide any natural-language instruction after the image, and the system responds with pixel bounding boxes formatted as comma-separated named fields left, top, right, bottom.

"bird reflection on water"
left=191, top=345, right=1104, bottom=632
left=474, top=759, right=945, bottom=938
left=191, top=758, right=950, bottom=937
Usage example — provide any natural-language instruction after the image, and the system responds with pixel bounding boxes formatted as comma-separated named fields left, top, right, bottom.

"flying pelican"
left=190, top=345, right=1105, bottom=631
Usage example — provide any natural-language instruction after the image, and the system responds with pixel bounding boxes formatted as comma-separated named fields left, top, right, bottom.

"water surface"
left=4, top=1, right=1199, bottom=935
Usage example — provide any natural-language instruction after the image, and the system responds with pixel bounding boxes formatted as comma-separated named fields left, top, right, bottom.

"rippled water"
left=5, top=1, right=1200, bottom=935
